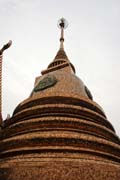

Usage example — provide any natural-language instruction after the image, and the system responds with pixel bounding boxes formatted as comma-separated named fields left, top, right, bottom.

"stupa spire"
left=58, top=17, right=68, bottom=50
left=53, top=18, right=69, bottom=60
left=42, top=18, right=75, bottom=75
left=0, top=40, right=12, bottom=126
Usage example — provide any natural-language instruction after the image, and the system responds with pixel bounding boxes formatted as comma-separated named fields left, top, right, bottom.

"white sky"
left=0, top=0, right=120, bottom=136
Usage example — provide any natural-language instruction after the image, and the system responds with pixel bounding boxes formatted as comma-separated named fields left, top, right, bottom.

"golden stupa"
left=0, top=19, right=120, bottom=180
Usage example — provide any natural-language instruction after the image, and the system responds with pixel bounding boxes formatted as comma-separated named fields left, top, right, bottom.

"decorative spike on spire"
left=0, top=40, right=12, bottom=126
left=58, top=18, right=68, bottom=50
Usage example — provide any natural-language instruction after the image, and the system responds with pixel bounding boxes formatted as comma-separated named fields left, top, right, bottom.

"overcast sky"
left=0, top=0, right=120, bottom=136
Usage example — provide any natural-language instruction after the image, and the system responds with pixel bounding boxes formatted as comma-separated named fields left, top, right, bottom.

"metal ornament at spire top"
left=58, top=18, right=68, bottom=29
left=57, top=18, right=68, bottom=49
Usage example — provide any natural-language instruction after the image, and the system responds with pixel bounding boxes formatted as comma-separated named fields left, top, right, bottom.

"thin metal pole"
left=0, top=40, right=12, bottom=126
left=0, top=54, right=3, bottom=125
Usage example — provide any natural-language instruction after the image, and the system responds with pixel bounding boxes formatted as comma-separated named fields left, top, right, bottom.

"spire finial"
left=0, top=40, right=12, bottom=55
left=0, top=40, right=12, bottom=126
left=58, top=18, right=68, bottom=50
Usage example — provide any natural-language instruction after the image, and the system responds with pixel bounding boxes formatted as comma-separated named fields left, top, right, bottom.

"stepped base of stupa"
left=0, top=156, right=120, bottom=180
